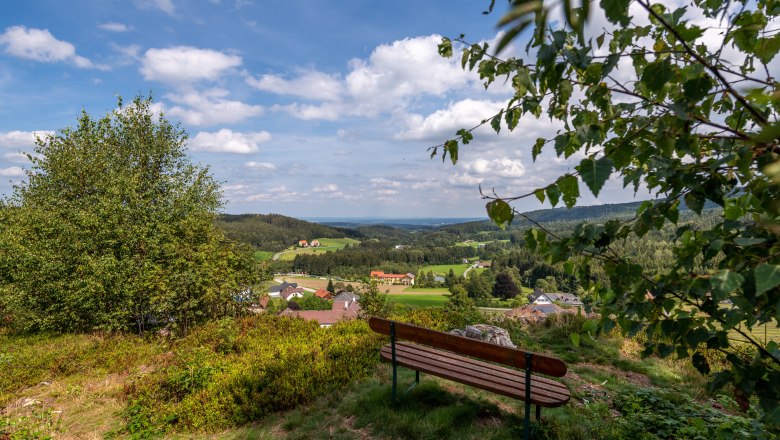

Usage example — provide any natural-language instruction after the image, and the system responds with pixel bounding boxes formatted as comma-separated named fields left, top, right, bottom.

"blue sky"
left=0, top=0, right=651, bottom=218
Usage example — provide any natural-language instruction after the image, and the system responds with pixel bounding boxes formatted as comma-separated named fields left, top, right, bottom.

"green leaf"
left=532, top=138, right=545, bottom=161
left=460, top=47, right=470, bottom=69
left=641, top=59, right=673, bottom=92
left=684, top=192, right=705, bottom=214
left=600, top=0, right=630, bottom=26
left=577, top=157, right=614, bottom=197
left=546, top=184, right=561, bottom=207
left=444, top=140, right=458, bottom=165
left=755, top=264, right=780, bottom=295
left=534, top=188, right=545, bottom=203
left=710, top=270, right=745, bottom=300
left=490, top=110, right=503, bottom=134
left=692, top=352, right=711, bottom=374
left=557, top=175, right=580, bottom=208
left=683, top=75, right=713, bottom=102
left=752, top=121, right=780, bottom=144
left=570, top=332, right=580, bottom=347
left=755, top=34, right=780, bottom=62
left=486, top=199, right=514, bottom=229
left=438, top=38, right=453, bottom=58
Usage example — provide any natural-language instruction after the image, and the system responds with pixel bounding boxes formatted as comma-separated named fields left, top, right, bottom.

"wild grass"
left=1, top=310, right=770, bottom=439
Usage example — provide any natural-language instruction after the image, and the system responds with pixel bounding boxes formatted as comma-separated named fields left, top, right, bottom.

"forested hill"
left=216, top=214, right=359, bottom=251
left=438, top=201, right=645, bottom=235
left=519, top=200, right=644, bottom=223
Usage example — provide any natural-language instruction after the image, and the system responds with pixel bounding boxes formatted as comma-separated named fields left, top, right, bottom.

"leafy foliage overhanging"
left=0, top=97, right=259, bottom=335
left=435, top=0, right=780, bottom=428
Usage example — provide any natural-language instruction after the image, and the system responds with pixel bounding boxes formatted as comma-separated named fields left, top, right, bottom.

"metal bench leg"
left=405, top=370, right=420, bottom=394
left=523, top=352, right=533, bottom=440
left=391, top=322, right=397, bottom=402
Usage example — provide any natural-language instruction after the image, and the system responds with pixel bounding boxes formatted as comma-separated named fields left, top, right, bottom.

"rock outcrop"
left=449, top=324, right=516, bottom=348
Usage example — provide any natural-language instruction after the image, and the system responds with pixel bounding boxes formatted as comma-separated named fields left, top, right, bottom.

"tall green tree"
left=437, top=0, right=780, bottom=427
left=327, top=278, right=336, bottom=294
left=0, top=97, right=259, bottom=334
left=492, top=272, right=520, bottom=300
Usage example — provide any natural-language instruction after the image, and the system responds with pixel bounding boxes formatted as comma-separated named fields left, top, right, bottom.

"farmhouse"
left=298, top=239, right=308, bottom=247
left=529, top=290, right=584, bottom=307
left=370, top=270, right=415, bottom=285
left=269, top=281, right=298, bottom=298
left=280, top=286, right=305, bottom=301
left=310, top=239, right=321, bottom=247
left=280, top=292, right=361, bottom=328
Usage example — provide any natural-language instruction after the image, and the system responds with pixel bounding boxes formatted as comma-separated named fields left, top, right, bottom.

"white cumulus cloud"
left=244, top=161, right=276, bottom=171
left=464, top=157, right=526, bottom=179
left=313, top=184, right=339, bottom=193
left=245, top=70, right=343, bottom=101
left=397, top=99, right=506, bottom=141
left=165, top=89, right=263, bottom=125
left=189, top=129, right=271, bottom=154
left=141, top=46, right=242, bottom=84
left=0, top=130, right=53, bottom=148
left=0, top=167, right=24, bottom=177
left=0, top=26, right=96, bottom=69
left=249, top=34, right=476, bottom=120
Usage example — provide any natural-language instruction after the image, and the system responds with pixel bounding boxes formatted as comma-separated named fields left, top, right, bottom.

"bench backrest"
left=369, top=317, right=566, bottom=377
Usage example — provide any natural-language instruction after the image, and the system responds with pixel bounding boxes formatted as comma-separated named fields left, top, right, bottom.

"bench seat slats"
left=381, top=342, right=571, bottom=407
left=384, top=342, right=569, bottom=397
left=369, top=317, right=566, bottom=377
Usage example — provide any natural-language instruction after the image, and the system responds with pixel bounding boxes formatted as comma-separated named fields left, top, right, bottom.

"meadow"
left=419, top=263, right=475, bottom=277
left=275, top=237, right=361, bottom=261
left=387, top=293, right=450, bottom=308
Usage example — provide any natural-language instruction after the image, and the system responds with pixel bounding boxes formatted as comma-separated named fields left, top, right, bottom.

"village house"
left=269, top=281, right=298, bottom=298
left=280, top=286, right=305, bottom=301
left=298, top=239, right=308, bottom=247
left=280, top=292, right=361, bottom=328
left=369, top=270, right=415, bottom=285
left=529, top=290, right=584, bottom=307
left=314, top=288, right=331, bottom=299
left=310, top=239, right=321, bottom=247
left=476, top=261, right=492, bottom=268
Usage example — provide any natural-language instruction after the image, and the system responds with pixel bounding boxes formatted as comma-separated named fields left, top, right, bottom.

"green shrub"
left=122, top=315, right=383, bottom=435
left=612, top=388, right=756, bottom=439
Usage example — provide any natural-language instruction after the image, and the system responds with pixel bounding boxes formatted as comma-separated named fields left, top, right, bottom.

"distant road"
left=462, top=262, right=479, bottom=278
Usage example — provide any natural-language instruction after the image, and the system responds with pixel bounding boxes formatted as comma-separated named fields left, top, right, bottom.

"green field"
left=253, top=250, right=274, bottom=261
left=388, top=294, right=449, bottom=308
left=276, top=237, right=360, bottom=261
left=402, top=287, right=450, bottom=294
left=455, top=239, right=510, bottom=248
left=418, top=264, right=473, bottom=277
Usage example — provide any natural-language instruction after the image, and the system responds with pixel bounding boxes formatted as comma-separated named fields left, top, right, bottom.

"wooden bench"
left=368, top=317, right=570, bottom=439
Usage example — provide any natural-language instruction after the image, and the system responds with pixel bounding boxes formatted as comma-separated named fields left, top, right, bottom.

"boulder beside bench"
left=368, top=317, right=570, bottom=440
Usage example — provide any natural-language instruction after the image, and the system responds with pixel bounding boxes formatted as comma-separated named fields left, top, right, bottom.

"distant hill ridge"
left=216, top=213, right=359, bottom=252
